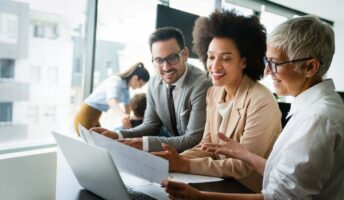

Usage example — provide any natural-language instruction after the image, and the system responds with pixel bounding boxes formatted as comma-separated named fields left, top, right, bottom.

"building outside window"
left=0, top=102, right=12, bottom=124
left=0, top=0, right=87, bottom=147
left=33, top=23, right=44, bottom=38
left=0, top=12, right=18, bottom=44
left=0, top=59, right=15, bottom=79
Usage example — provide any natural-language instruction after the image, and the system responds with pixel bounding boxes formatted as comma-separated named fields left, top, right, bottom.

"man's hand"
left=152, top=143, right=190, bottom=173
left=121, top=115, right=132, bottom=129
left=89, top=127, right=119, bottom=140
left=117, top=138, right=143, bottom=150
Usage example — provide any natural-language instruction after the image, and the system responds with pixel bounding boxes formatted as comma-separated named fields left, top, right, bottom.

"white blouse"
left=217, top=100, right=233, bottom=160
left=262, top=79, right=344, bottom=200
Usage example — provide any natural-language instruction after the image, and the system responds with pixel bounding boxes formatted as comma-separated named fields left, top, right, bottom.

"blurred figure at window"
left=74, top=62, right=149, bottom=135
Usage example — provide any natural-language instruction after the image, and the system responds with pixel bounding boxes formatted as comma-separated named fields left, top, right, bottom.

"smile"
left=211, top=72, right=225, bottom=79
left=272, top=79, right=281, bottom=84
left=162, top=69, right=176, bottom=75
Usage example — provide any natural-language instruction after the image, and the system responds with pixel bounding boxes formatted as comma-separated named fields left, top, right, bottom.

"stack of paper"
left=78, top=124, right=223, bottom=184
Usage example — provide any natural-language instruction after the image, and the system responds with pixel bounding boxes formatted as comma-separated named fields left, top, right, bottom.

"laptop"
left=52, top=131, right=165, bottom=200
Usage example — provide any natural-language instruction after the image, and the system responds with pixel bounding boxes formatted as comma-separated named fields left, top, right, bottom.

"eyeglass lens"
left=264, top=57, right=277, bottom=73
left=153, top=50, right=183, bottom=66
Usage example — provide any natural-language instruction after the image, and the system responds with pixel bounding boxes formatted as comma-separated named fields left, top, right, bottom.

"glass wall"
left=0, top=0, right=87, bottom=147
left=94, top=0, right=159, bottom=129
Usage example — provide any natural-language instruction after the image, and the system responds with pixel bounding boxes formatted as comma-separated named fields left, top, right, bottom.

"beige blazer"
left=180, top=75, right=282, bottom=192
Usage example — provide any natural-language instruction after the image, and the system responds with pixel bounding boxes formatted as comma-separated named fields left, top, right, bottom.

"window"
left=94, top=0, right=158, bottom=90
left=45, top=23, right=59, bottom=39
left=33, top=24, right=45, bottom=38
left=0, top=102, right=12, bottom=123
left=0, top=59, right=15, bottom=79
left=0, top=12, right=18, bottom=43
left=94, top=0, right=159, bottom=128
left=0, top=0, right=87, bottom=148
left=260, top=10, right=287, bottom=34
left=32, top=20, right=60, bottom=39
left=94, top=0, right=159, bottom=85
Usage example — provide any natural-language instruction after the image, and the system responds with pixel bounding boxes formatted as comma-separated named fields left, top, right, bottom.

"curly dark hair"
left=192, top=10, right=267, bottom=81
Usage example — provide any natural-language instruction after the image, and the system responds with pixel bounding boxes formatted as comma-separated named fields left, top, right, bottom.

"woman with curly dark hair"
left=154, top=10, right=281, bottom=192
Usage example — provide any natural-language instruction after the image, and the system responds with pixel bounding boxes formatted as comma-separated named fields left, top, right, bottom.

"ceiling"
left=269, top=0, right=344, bottom=22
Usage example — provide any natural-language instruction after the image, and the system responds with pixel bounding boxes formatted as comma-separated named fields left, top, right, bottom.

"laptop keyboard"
left=127, top=187, right=158, bottom=200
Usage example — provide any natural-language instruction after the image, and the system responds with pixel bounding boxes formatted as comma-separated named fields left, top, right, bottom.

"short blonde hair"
left=268, top=15, right=335, bottom=78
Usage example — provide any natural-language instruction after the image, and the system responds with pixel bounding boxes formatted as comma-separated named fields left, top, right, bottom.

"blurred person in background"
left=74, top=62, right=149, bottom=135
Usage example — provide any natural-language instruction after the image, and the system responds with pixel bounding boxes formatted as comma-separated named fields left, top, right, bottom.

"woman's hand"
left=152, top=143, right=190, bottom=173
left=204, top=133, right=266, bottom=175
left=202, top=132, right=250, bottom=161
left=161, top=180, right=202, bottom=200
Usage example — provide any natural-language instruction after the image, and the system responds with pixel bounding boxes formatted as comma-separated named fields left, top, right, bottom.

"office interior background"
left=1, top=0, right=344, bottom=153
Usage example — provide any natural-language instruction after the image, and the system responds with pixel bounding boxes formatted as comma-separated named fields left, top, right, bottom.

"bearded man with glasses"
left=91, top=27, right=212, bottom=152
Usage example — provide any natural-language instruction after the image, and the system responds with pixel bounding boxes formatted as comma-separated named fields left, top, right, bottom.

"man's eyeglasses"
left=263, top=57, right=314, bottom=73
left=152, top=49, right=184, bottom=67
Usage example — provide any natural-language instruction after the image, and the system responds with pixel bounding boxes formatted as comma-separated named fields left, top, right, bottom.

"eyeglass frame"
left=263, top=56, right=314, bottom=73
left=152, top=48, right=185, bottom=67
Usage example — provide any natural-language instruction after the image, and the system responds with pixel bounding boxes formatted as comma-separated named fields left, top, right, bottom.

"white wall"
left=328, top=21, right=344, bottom=91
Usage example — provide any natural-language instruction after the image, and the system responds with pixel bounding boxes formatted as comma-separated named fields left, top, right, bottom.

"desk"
left=56, top=150, right=253, bottom=200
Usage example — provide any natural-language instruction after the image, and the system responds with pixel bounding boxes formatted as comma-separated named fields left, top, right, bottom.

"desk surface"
left=56, top=150, right=253, bottom=200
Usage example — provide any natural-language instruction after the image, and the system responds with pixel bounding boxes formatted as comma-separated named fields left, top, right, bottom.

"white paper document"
left=91, top=132, right=168, bottom=184
left=169, top=172, right=223, bottom=183
left=78, top=124, right=96, bottom=145
left=77, top=124, right=220, bottom=185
